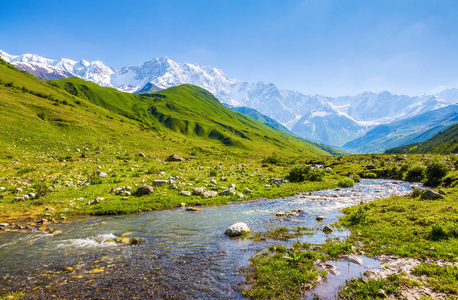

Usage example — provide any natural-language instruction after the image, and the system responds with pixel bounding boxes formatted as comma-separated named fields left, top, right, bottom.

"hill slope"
left=385, top=123, right=458, bottom=154
left=0, top=58, right=340, bottom=159
left=342, top=105, right=458, bottom=153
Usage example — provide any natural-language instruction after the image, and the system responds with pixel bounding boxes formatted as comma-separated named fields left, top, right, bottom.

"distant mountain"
left=385, top=123, right=458, bottom=154
left=436, top=88, right=458, bottom=104
left=0, top=50, right=454, bottom=149
left=343, top=105, right=458, bottom=153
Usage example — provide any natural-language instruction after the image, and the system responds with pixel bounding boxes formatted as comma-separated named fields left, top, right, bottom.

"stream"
left=0, top=179, right=418, bottom=299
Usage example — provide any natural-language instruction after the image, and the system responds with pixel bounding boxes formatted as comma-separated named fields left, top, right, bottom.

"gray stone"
left=237, top=193, right=244, bottom=198
left=438, top=189, right=446, bottom=195
left=367, top=164, right=376, bottom=169
left=243, top=188, right=253, bottom=194
left=421, top=189, right=444, bottom=200
left=202, top=191, right=218, bottom=198
left=316, top=216, right=325, bottom=221
left=153, top=180, right=168, bottom=186
left=138, top=152, right=146, bottom=157
left=220, top=187, right=236, bottom=196
left=192, top=187, right=206, bottom=195
left=323, top=225, right=333, bottom=233
left=166, top=154, right=184, bottom=162
left=180, top=190, right=191, bottom=196
left=136, top=185, right=154, bottom=196
left=341, top=254, right=363, bottom=265
left=224, top=222, right=250, bottom=237
left=28, top=193, right=36, bottom=198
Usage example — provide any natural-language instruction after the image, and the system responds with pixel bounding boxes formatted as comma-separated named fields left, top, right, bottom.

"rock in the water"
left=421, top=189, right=444, bottom=200
left=323, top=225, right=333, bottom=233
left=202, top=191, right=218, bottom=198
left=225, top=222, right=250, bottom=237
left=186, top=207, right=202, bottom=211
left=316, top=216, right=325, bottom=221
left=136, top=185, right=154, bottom=196
left=131, top=237, right=140, bottom=245
left=166, top=154, right=184, bottom=162
left=115, top=237, right=131, bottom=244
left=192, top=187, right=205, bottom=195
left=341, top=254, right=363, bottom=265
left=153, top=180, right=167, bottom=186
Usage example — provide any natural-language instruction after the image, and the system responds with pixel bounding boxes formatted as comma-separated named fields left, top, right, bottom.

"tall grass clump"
left=287, top=165, right=324, bottom=182
left=424, top=159, right=450, bottom=187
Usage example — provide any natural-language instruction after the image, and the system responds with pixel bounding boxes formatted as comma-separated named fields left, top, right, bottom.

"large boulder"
left=192, top=187, right=206, bottom=195
left=220, top=187, right=236, bottom=196
left=224, top=222, right=250, bottom=237
left=421, top=189, right=444, bottom=200
left=202, top=191, right=218, bottom=198
left=136, top=185, right=154, bottom=196
left=166, top=154, right=184, bottom=162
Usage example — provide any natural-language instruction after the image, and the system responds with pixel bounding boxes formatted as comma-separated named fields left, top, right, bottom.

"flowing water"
left=0, top=179, right=418, bottom=299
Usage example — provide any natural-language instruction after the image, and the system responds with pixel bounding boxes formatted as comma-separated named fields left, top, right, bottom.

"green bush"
left=287, top=165, right=324, bottom=182
left=209, top=169, right=218, bottom=177
left=404, top=164, right=426, bottom=182
left=338, top=177, right=355, bottom=188
left=429, top=224, right=448, bottom=241
left=261, top=153, right=294, bottom=166
left=424, top=159, right=450, bottom=187
left=361, top=171, right=377, bottom=178
left=33, top=180, right=50, bottom=198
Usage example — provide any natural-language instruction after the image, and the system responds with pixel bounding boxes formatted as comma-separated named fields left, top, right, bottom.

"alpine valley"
left=1, top=49, right=457, bottom=153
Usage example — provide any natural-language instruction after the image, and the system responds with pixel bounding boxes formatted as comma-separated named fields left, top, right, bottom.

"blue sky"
left=1, top=0, right=458, bottom=96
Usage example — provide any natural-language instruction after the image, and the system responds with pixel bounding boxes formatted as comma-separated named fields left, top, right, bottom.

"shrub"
left=261, top=153, right=294, bottom=166
left=429, top=224, right=448, bottom=241
left=33, top=180, right=50, bottom=198
left=347, top=206, right=368, bottom=225
left=338, top=177, right=355, bottom=188
left=404, top=164, right=426, bottom=182
left=209, top=169, right=218, bottom=177
left=424, top=159, right=450, bottom=187
left=361, top=171, right=377, bottom=178
left=287, top=165, right=324, bottom=182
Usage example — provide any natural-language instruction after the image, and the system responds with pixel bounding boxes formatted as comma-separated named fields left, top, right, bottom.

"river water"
left=0, top=179, right=417, bottom=299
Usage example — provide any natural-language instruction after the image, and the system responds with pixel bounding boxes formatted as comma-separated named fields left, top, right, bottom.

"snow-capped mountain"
left=0, top=50, right=454, bottom=149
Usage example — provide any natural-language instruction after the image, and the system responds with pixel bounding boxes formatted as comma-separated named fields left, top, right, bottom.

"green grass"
left=413, top=263, right=458, bottom=294
left=242, top=248, right=327, bottom=300
left=337, top=274, right=420, bottom=300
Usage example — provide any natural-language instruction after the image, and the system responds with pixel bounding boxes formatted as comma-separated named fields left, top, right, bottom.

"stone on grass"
left=237, top=193, right=244, bottom=198
left=192, top=187, right=206, bottom=195
left=220, top=187, right=236, bottom=196
left=367, top=164, right=376, bottom=169
left=153, top=180, right=168, bottom=186
left=243, top=188, right=253, bottom=194
left=138, top=152, right=146, bottom=157
left=166, top=154, right=184, bottom=162
left=421, top=189, right=444, bottom=200
left=136, top=185, right=154, bottom=196
left=202, top=191, right=218, bottom=198
left=180, top=190, right=191, bottom=196
left=225, top=222, right=250, bottom=237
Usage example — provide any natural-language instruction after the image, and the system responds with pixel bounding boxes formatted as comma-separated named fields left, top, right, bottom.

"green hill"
left=385, top=123, right=458, bottom=154
left=0, top=58, right=341, bottom=160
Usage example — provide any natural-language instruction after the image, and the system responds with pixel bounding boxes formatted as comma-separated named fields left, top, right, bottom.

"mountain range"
left=1, top=50, right=456, bottom=152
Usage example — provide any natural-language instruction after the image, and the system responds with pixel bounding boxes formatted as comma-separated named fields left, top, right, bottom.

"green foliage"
left=404, top=163, right=426, bottom=182
left=316, top=239, right=354, bottom=258
left=243, top=250, right=326, bottom=299
left=287, top=165, right=325, bottom=182
left=412, top=263, right=458, bottom=294
left=16, top=166, right=35, bottom=176
left=361, top=171, right=377, bottom=178
left=209, top=169, right=218, bottom=177
left=33, top=180, right=49, bottom=198
left=338, top=177, right=355, bottom=188
left=424, top=159, right=450, bottom=187
left=337, top=274, right=418, bottom=299
left=345, top=206, right=368, bottom=225
left=261, top=152, right=295, bottom=166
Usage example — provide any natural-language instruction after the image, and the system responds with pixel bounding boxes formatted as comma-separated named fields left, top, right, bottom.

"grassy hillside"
left=343, top=105, right=458, bottom=153
left=386, top=123, right=458, bottom=154
left=225, top=105, right=292, bottom=134
left=50, top=76, right=342, bottom=156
